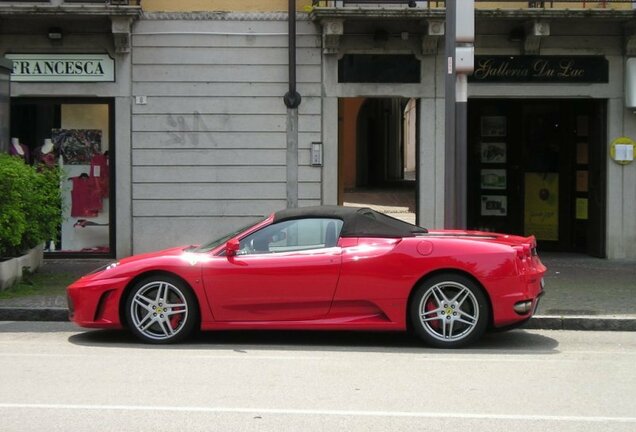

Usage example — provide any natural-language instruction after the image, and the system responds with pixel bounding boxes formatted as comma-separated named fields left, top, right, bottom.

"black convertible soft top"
left=273, top=205, right=427, bottom=238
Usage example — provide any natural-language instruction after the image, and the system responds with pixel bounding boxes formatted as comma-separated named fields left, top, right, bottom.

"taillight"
left=513, top=244, right=532, bottom=260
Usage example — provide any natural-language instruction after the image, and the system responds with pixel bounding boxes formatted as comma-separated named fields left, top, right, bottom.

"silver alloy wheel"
left=417, top=281, right=480, bottom=342
left=129, top=281, right=189, bottom=341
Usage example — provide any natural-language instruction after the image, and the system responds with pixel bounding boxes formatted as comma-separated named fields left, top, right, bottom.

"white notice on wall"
left=615, top=144, right=634, bottom=162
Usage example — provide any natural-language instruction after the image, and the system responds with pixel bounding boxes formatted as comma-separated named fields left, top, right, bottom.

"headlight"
left=88, top=262, right=120, bottom=275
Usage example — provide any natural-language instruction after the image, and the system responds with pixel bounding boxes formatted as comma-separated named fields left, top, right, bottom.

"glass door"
left=468, top=99, right=606, bottom=255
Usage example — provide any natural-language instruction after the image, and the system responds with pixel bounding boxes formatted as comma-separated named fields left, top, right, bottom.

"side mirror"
left=226, top=239, right=240, bottom=257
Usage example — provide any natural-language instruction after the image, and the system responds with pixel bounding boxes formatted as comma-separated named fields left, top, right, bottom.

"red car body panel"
left=67, top=213, right=546, bottom=334
left=201, top=246, right=342, bottom=321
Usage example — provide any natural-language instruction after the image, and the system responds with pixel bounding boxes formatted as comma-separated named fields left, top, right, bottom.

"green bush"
left=0, top=154, right=62, bottom=257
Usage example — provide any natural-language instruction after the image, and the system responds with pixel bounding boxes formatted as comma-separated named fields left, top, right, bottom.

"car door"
left=202, top=218, right=343, bottom=322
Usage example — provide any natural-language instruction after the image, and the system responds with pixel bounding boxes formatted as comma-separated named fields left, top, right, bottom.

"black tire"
left=409, top=274, right=489, bottom=348
left=125, top=275, right=198, bottom=344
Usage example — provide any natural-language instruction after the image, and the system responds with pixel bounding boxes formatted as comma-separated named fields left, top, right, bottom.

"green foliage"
left=23, top=163, right=63, bottom=250
left=0, top=154, right=62, bottom=257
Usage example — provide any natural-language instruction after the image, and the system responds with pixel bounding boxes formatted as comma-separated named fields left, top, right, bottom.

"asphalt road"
left=0, top=322, right=634, bottom=432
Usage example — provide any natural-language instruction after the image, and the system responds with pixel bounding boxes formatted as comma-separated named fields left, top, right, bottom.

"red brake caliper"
left=170, top=308, right=184, bottom=329
left=425, top=298, right=440, bottom=330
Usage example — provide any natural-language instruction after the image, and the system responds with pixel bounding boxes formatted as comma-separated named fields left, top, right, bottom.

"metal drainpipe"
left=444, top=1, right=457, bottom=228
left=284, top=0, right=302, bottom=208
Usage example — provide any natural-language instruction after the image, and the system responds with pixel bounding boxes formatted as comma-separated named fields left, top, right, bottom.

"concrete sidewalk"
left=525, top=252, right=636, bottom=331
left=0, top=254, right=635, bottom=331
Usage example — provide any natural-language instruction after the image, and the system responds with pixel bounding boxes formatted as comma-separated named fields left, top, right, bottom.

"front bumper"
left=66, top=276, right=129, bottom=329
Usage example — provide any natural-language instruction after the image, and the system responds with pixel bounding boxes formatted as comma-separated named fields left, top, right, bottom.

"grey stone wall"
left=130, top=12, right=323, bottom=253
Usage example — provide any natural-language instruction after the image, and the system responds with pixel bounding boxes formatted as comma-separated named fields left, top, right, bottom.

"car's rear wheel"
left=410, top=274, right=489, bottom=348
left=125, top=275, right=198, bottom=344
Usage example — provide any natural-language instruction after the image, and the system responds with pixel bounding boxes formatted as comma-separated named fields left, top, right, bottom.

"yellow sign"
left=576, top=198, right=588, bottom=220
left=525, top=173, right=559, bottom=241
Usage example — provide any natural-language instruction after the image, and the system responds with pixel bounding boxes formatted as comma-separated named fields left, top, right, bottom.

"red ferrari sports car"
left=67, top=206, right=546, bottom=348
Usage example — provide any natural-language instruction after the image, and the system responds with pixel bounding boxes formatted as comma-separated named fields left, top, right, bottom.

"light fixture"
left=48, top=27, right=63, bottom=40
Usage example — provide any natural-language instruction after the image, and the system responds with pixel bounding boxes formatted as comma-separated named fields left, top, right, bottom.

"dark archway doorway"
left=338, top=97, right=418, bottom=224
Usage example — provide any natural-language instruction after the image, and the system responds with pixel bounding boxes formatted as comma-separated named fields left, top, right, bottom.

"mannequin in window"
left=9, top=137, right=30, bottom=163
left=34, top=138, right=57, bottom=168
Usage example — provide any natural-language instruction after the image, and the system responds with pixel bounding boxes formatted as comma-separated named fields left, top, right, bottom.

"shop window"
left=10, top=99, right=113, bottom=256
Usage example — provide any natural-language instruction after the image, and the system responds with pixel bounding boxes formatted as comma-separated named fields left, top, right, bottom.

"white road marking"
left=1, top=351, right=634, bottom=363
left=0, top=352, right=326, bottom=360
left=0, top=403, right=634, bottom=423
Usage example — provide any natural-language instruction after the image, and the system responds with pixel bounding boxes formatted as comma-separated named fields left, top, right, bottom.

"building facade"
left=0, top=1, right=140, bottom=257
left=1, top=0, right=635, bottom=259
left=310, top=1, right=636, bottom=259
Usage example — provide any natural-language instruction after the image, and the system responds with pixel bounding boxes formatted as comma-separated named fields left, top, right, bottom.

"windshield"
left=189, top=218, right=267, bottom=253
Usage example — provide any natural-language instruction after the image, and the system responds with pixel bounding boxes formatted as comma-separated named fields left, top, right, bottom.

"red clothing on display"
left=71, top=176, right=102, bottom=217
left=90, top=153, right=109, bottom=198
left=34, top=146, right=57, bottom=168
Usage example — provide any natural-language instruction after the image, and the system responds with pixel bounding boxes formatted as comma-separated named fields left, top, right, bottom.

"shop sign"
left=5, top=54, right=115, bottom=82
left=338, top=54, right=421, bottom=83
left=469, top=56, right=608, bottom=83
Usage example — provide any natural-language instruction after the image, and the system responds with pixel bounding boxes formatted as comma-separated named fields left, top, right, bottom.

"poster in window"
left=576, top=142, right=589, bottom=165
left=576, top=198, right=589, bottom=220
left=52, top=129, right=102, bottom=165
left=481, top=169, right=507, bottom=190
left=481, top=195, right=507, bottom=216
left=480, top=116, right=506, bottom=137
left=480, top=142, right=506, bottom=163
left=524, top=172, right=559, bottom=241
left=576, top=170, right=588, bottom=192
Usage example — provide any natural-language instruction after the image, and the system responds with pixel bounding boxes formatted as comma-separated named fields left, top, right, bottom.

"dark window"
left=338, top=54, right=421, bottom=83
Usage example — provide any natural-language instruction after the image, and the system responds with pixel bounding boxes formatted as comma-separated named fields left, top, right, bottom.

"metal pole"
left=444, top=0, right=457, bottom=228
left=284, top=0, right=301, bottom=208
left=456, top=73, right=468, bottom=229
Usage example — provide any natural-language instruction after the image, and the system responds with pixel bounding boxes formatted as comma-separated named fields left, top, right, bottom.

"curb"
left=523, top=315, right=636, bottom=332
left=0, top=307, right=67, bottom=322
left=1, top=308, right=636, bottom=331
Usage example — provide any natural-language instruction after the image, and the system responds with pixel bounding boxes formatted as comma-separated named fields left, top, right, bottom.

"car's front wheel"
left=125, top=275, right=198, bottom=344
left=410, top=274, right=489, bottom=348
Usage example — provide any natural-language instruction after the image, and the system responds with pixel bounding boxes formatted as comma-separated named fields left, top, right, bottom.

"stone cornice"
left=310, top=7, right=636, bottom=22
left=142, top=12, right=311, bottom=21
left=0, top=4, right=141, bottom=17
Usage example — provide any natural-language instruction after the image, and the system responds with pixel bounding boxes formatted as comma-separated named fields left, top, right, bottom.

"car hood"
left=81, top=246, right=197, bottom=281
left=117, top=246, right=193, bottom=266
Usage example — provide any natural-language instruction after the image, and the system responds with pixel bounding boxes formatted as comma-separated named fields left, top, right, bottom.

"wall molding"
left=142, top=12, right=310, bottom=21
